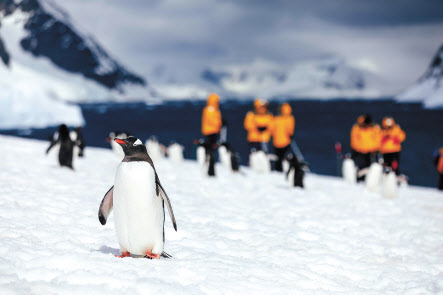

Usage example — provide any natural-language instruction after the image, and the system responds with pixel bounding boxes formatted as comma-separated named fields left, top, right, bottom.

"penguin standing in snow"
left=46, top=124, right=75, bottom=169
left=98, top=136, right=177, bottom=259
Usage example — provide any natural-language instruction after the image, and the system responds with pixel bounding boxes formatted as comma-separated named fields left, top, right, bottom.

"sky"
left=55, top=0, right=443, bottom=95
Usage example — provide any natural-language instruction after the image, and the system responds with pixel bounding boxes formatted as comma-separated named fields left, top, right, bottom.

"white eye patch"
left=133, top=139, right=143, bottom=146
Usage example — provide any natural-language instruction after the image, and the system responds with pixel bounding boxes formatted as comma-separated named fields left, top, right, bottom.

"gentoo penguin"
left=382, top=167, right=398, bottom=199
left=342, top=156, right=357, bottom=184
left=145, top=136, right=165, bottom=162
left=73, top=127, right=85, bottom=157
left=218, top=142, right=240, bottom=173
left=365, top=162, right=383, bottom=192
left=250, top=150, right=270, bottom=173
left=218, top=144, right=231, bottom=170
left=286, top=154, right=305, bottom=188
left=194, top=139, right=209, bottom=176
left=167, top=142, right=184, bottom=164
left=46, top=124, right=75, bottom=169
left=98, top=136, right=177, bottom=259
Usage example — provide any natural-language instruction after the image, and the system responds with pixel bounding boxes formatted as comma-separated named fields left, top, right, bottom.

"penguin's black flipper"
left=98, top=186, right=114, bottom=225
left=155, top=178, right=177, bottom=231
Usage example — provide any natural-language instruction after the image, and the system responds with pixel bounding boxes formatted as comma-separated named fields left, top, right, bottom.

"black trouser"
left=351, top=150, right=376, bottom=181
left=204, top=133, right=219, bottom=176
left=383, top=152, right=401, bottom=175
left=438, top=174, right=443, bottom=190
left=274, top=145, right=289, bottom=172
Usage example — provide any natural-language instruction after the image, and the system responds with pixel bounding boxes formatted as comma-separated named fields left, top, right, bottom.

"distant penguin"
left=73, top=127, right=85, bottom=157
left=145, top=136, right=165, bottom=162
left=194, top=139, right=209, bottom=175
left=98, top=136, right=177, bottom=259
left=382, top=168, right=398, bottom=199
left=218, top=143, right=240, bottom=173
left=46, top=124, right=75, bottom=169
left=196, top=140, right=206, bottom=167
left=342, top=157, right=357, bottom=184
left=107, top=131, right=129, bottom=159
left=282, top=159, right=290, bottom=174
left=250, top=150, right=270, bottom=173
left=365, top=162, right=383, bottom=192
left=286, top=154, right=304, bottom=188
left=218, top=144, right=231, bottom=170
left=167, top=142, right=184, bottom=164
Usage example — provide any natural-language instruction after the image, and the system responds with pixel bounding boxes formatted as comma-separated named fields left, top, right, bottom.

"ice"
left=0, top=134, right=443, bottom=294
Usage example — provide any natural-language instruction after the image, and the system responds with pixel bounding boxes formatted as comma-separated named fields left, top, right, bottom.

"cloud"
left=52, top=0, right=443, bottom=95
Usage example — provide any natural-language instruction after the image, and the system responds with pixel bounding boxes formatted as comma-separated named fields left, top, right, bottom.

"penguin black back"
left=46, top=124, right=75, bottom=169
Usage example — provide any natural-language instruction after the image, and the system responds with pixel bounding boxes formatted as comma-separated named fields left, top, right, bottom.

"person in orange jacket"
left=433, top=147, right=443, bottom=190
left=271, top=103, right=295, bottom=171
left=350, top=114, right=380, bottom=179
left=201, top=93, right=222, bottom=176
left=244, top=99, right=274, bottom=152
left=379, top=116, right=405, bottom=175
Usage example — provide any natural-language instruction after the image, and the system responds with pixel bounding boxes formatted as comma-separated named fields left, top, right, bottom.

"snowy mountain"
left=397, top=44, right=443, bottom=107
left=0, top=0, right=145, bottom=91
left=1, top=134, right=443, bottom=293
left=0, top=0, right=149, bottom=128
left=201, top=59, right=381, bottom=99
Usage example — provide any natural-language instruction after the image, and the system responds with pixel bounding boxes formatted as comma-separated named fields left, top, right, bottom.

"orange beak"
left=114, top=139, right=126, bottom=145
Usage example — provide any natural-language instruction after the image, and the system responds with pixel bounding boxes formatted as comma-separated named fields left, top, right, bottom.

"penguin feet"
left=115, top=251, right=130, bottom=258
left=144, top=251, right=160, bottom=259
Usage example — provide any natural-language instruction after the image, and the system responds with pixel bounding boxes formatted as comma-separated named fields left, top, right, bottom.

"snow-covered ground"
left=1, top=135, right=442, bottom=294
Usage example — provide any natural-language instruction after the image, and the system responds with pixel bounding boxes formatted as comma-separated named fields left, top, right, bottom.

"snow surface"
left=1, top=135, right=443, bottom=294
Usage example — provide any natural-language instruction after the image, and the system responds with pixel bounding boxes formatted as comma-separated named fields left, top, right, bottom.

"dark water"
left=2, top=99, right=442, bottom=188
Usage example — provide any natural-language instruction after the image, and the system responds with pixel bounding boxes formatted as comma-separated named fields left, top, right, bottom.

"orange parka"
left=350, top=123, right=381, bottom=154
left=271, top=103, right=295, bottom=148
left=437, top=148, right=443, bottom=174
left=201, top=93, right=222, bottom=136
left=244, top=99, right=273, bottom=143
left=379, top=124, right=406, bottom=154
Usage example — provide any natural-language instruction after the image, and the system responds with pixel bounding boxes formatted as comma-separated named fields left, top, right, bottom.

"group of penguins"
left=341, top=156, right=405, bottom=199
left=108, top=131, right=185, bottom=164
left=195, top=139, right=308, bottom=188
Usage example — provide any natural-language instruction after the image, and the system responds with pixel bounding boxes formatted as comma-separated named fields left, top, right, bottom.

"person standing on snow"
left=271, top=103, right=295, bottom=172
left=244, top=99, right=274, bottom=153
left=350, top=114, right=380, bottom=180
left=379, top=117, right=405, bottom=175
left=201, top=93, right=223, bottom=176
left=433, top=147, right=443, bottom=190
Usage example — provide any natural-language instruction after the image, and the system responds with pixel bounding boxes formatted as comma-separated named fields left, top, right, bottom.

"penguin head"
left=114, top=136, right=147, bottom=156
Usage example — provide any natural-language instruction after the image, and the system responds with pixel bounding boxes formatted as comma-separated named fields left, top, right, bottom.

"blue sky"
left=57, top=0, right=443, bottom=95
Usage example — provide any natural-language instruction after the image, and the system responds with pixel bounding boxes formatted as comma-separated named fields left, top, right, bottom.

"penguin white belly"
left=113, top=162, right=164, bottom=255
left=218, top=146, right=231, bottom=171
left=365, top=162, right=383, bottom=192
left=382, top=171, right=398, bottom=199
left=288, top=168, right=295, bottom=187
left=197, top=146, right=206, bottom=166
left=254, top=151, right=271, bottom=173
left=342, top=158, right=357, bottom=184
left=168, top=144, right=183, bottom=163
